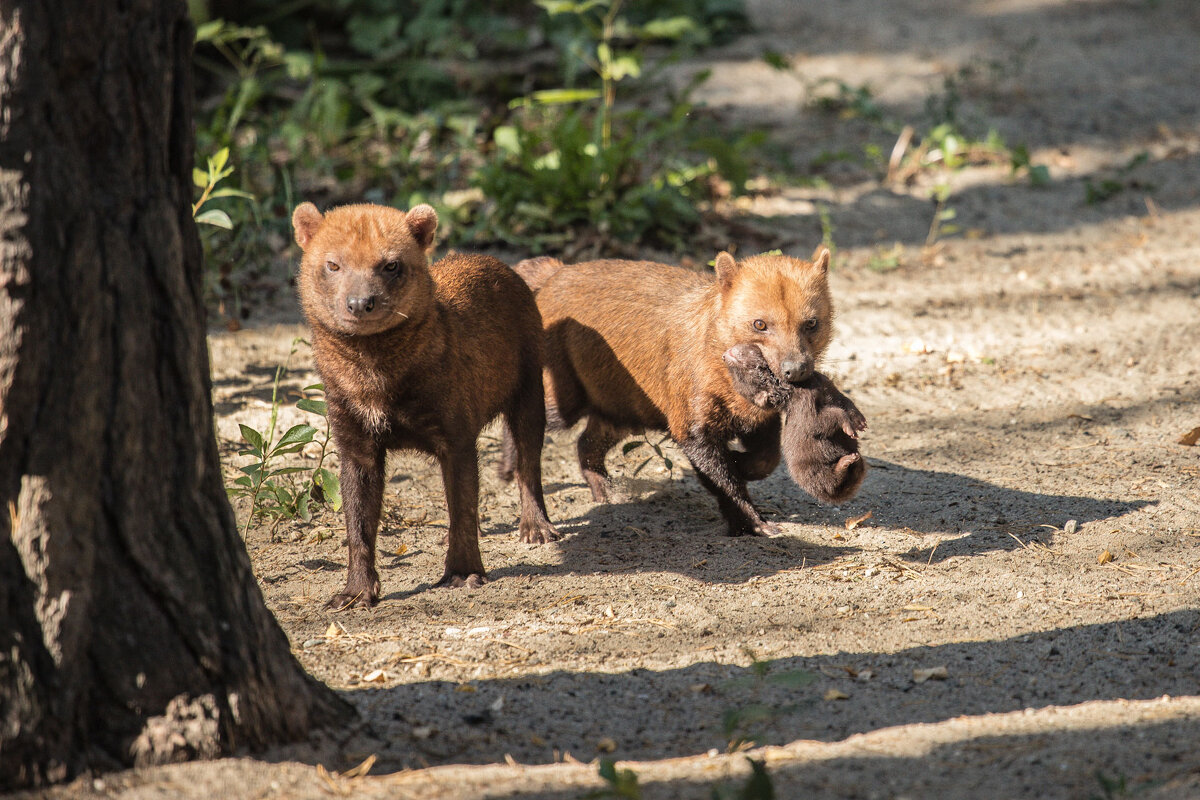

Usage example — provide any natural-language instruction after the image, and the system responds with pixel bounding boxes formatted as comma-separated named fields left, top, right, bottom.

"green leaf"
left=317, top=468, right=342, bottom=511
left=622, top=441, right=645, bottom=454
left=297, top=491, right=312, bottom=523
left=233, top=476, right=253, bottom=488
left=536, top=0, right=604, bottom=17
left=762, top=50, right=790, bottom=71
left=195, top=208, right=233, bottom=229
left=525, top=88, right=601, bottom=106
left=639, top=16, right=697, bottom=40
left=608, top=54, right=642, bottom=82
left=737, top=758, right=775, bottom=800
left=194, top=20, right=224, bottom=42
left=272, top=424, right=317, bottom=453
left=302, top=383, right=325, bottom=393
left=239, top=424, right=265, bottom=453
left=268, top=466, right=310, bottom=477
left=296, top=398, right=328, bottom=417
left=209, top=147, right=229, bottom=175
left=283, top=51, right=314, bottom=80
left=208, top=187, right=255, bottom=201
left=193, top=168, right=209, bottom=188
left=1028, top=164, right=1051, bottom=187
left=765, top=669, right=817, bottom=688
left=492, top=125, right=521, bottom=155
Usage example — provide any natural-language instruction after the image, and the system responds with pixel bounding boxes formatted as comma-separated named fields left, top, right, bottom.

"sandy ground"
left=24, top=1, right=1200, bottom=798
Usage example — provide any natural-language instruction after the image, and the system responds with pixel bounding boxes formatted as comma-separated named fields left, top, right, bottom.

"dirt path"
left=30, top=2, right=1200, bottom=798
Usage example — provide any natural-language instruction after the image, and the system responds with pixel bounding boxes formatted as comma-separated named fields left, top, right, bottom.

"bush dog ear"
left=405, top=204, right=439, bottom=251
left=811, top=246, right=831, bottom=274
left=292, top=202, right=323, bottom=250
left=714, top=251, right=739, bottom=291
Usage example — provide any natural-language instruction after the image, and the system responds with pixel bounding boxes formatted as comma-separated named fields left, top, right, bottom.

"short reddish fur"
left=510, top=249, right=834, bottom=536
left=293, top=202, right=557, bottom=607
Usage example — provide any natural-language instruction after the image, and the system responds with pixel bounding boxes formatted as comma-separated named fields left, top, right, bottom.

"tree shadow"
left=756, top=150, right=1200, bottom=253
left=464, top=448, right=1149, bottom=583
left=289, top=609, right=1199, bottom=780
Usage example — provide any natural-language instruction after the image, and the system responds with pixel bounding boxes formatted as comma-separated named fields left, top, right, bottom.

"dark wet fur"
left=724, top=344, right=867, bottom=505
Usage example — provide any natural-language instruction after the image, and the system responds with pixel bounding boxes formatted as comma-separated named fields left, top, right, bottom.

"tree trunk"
left=0, top=1, right=353, bottom=789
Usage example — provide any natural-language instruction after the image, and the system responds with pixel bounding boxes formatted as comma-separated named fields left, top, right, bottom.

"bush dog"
left=723, top=343, right=868, bottom=504
left=507, top=249, right=833, bottom=536
left=292, top=202, right=558, bottom=608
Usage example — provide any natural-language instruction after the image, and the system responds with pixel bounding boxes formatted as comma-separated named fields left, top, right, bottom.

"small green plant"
left=192, top=147, right=254, bottom=230
left=1009, top=143, right=1051, bottom=187
left=471, top=1, right=747, bottom=250
left=1084, top=151, right=1154, bottom=205
left=622, top=434, right=676, bottom=477
left=228, top=339, right=341, bottom=538
left=721, top=648, right=816, bottom=751
left=587, top=758, right=642, bottom=799
left=816, top=202, right=837, bottom=259
left=807, top=78, right=884, bottom=122
left=867, top=242, right=904, bottom=273
left=1088, top=770, right=1160, bottom=799
left=925, top=182, right=959, bottom=247
left=711, top=758, right=775, bottom=800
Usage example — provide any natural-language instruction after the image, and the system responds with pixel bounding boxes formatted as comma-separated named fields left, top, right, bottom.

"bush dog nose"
left=347, top=295, right=376, bottom=315
left=781, top=358, right=813, bottom=384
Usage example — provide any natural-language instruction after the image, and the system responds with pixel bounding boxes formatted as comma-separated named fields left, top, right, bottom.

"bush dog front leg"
left=679, top=433, right=779, bottom=536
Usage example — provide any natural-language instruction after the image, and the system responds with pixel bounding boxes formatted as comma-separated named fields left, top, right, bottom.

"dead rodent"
left=292, top=201, right=558, bottom=608
left=505, top=248, right=834, bottom=536
left=723, top=343, right=867, bottom=505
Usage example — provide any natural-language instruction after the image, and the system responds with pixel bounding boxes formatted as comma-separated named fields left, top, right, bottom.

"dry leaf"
left=395, top=543, right=408, bottom=556
left=1179, top=426, right=1200, bottom=446
left=824, top=688, right=850, bottom=701
left=454, top=683, right=477, bottom=693
left=913, top=666, right=949, bottom=683
left=325, top=622, right=342, bottom=639
left=689, top=683, right=713, bottom=693
left=1098, top=549, right=1114, bottom=564
left=597, top=737, right=618, bottom=753
left=530, top=734, right=546, bottom=746
left=362, top=669, right=386, bottom=683
left=845, top=511, right=873, bottom=531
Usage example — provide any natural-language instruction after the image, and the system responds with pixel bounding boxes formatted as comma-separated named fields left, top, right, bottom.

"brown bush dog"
left=292, top=202, right=558, bottom=608
left=723, top=343, right=867, bottom=504
left=503, top=249, right=834, bottom=536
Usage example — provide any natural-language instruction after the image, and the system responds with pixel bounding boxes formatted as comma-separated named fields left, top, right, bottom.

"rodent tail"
left=512, top=256, right=565, bottom=292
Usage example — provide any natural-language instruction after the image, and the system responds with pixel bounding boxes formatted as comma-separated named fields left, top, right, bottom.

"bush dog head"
left=713, top=247, right=833, bottom=386
left=292, top=202, right=439, bottom=337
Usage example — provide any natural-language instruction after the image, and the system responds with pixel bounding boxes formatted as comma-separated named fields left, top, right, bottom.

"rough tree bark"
left=0, top=1, right=353, bottom=789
